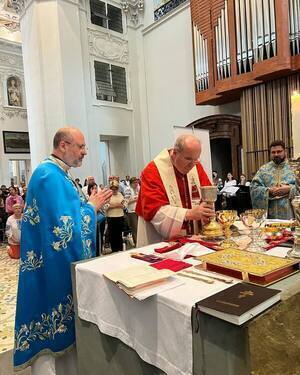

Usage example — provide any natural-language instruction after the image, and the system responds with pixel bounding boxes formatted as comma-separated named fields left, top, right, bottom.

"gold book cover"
left=198, top=249, right=300, bottom=285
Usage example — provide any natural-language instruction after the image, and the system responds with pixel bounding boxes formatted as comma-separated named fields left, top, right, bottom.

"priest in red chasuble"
left=136, top=134, right=215, bottom=247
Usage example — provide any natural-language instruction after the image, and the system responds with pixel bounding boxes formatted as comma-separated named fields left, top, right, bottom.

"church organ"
left=191, top=0, right=300, bottom=104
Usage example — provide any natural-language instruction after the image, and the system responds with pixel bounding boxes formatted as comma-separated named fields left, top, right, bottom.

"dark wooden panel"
left=191, top=0, right=300, bottom=105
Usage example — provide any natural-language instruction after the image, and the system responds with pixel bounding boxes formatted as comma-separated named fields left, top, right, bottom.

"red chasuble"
left=136, top=160, right=211, bottom=222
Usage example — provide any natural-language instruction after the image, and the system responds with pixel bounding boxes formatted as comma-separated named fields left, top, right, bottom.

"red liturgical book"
left=196, top=282, right=281, bottom=325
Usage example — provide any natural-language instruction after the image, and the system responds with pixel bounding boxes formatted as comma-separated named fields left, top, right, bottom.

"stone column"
left=122, top=0, right=150, bottom=172
left=12, top=0, right=92, bottom=179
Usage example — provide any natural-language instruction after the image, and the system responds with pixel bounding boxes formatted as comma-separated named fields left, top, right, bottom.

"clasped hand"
left=89, top=188, right=112, bottom=211
left=269, top=184, right=291, bottom=197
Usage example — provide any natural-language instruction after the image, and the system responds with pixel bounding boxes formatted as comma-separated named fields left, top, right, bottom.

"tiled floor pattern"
left=0, top=245, right=30, bottom=374
left=0, top=245, right=18, bottom=355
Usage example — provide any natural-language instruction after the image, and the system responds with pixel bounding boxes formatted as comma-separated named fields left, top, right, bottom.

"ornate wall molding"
left=0, top=71, right=27, bottom=119
left=88, top=28, right=128, bottom=64
left=0, top=38, right=22, bottom=53
left=0, top=39, right=26, bottom=120
left=0, top=0, right=19, bottom=30
left=10, top=0, right=25, bottom=14
left=121, top=0, right=144, bottom=27
left=12, top=0, right=83, bottom=15
left=0, top=51, right=23, bottom=68
left=0, top=106, right=27, bottom=119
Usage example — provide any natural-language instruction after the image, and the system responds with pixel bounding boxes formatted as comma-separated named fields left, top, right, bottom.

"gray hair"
left=53, top=127, right=76, bottom=149
left=173, top=134, right=201, bottom=152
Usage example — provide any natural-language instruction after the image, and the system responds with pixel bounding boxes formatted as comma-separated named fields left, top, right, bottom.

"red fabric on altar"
left=154, top=243, right=183, bottom=253
left=150, top=258, right=192, bottom=272
left=154, top=237, right=219, bottom=252
left=136, top=156, right=211, bottom=222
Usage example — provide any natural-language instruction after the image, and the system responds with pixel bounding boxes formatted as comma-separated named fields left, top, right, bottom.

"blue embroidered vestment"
left=250, top=160, right=296, bottom=219
left=14, top=159, right=96, bottom=369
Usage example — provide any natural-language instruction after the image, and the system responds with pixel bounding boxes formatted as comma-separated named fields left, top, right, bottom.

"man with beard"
left=14, top=127, right=112, bottom=374
left=250, top=140, right=297, bottom=219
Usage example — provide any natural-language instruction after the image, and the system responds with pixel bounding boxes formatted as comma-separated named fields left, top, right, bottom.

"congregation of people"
left=1, top=140, right=297, bottom=261
left=0, top=127, right=296, bottom=374
left=0, top=172, right=140, bottom=259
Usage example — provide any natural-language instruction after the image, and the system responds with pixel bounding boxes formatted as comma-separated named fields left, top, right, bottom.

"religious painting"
left=7, top=76, right=22, bottom=107
left=3, top=131, right=30, bottom=153
left=154, top=0, right=187, bottom=21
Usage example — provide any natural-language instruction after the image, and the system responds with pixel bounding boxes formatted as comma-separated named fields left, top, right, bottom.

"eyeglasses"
left=64, top=140, right=88, bottom=151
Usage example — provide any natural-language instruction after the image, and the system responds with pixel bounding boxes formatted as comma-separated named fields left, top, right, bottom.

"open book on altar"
left=104, top=265, right=184, bottom=300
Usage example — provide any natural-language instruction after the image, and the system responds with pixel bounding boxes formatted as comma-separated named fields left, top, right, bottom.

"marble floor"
left=0, top=244, right=18, bottom=355
left=0, top=245, right=30, bottom=375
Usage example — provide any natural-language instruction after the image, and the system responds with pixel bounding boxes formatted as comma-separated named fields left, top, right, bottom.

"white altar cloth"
left=75, top=244, right=288, bottom=375
left=75, top=243, right=237, bottom=375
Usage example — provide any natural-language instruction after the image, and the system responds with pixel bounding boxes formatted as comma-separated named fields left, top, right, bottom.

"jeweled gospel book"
left=198, top=248, right=300, bottom=285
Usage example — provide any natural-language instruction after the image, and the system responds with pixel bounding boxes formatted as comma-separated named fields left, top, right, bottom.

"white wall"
left=79, top=0, right=240, bottom=182
left=107, top=136, right=130, bottom=177
left=0, top=39, right=28, bottom=185
left=0, top=0, right=241, bottom=186
left=78, top=1, right=137, bottom=183
left=140, top=2, right=240, bottom=159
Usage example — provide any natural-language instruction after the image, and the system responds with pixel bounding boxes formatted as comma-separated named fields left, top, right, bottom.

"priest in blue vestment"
left=250, top=140, right=297, bottom=219
left=14, top=127, right=112, bottom=374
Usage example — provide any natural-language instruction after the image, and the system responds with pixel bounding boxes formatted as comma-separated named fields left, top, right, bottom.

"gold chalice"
left=216, top=210, right=238, bottom=248
left=200, top=186, right=223, bottom=237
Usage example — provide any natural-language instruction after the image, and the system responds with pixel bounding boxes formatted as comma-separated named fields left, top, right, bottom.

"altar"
left=71, top=245, right=300, bottom=375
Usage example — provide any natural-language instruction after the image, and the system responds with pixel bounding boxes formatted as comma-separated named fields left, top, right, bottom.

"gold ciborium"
left=216, top=210, right=238, bottom=248
left=200, top=186, right=223, bottom=237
